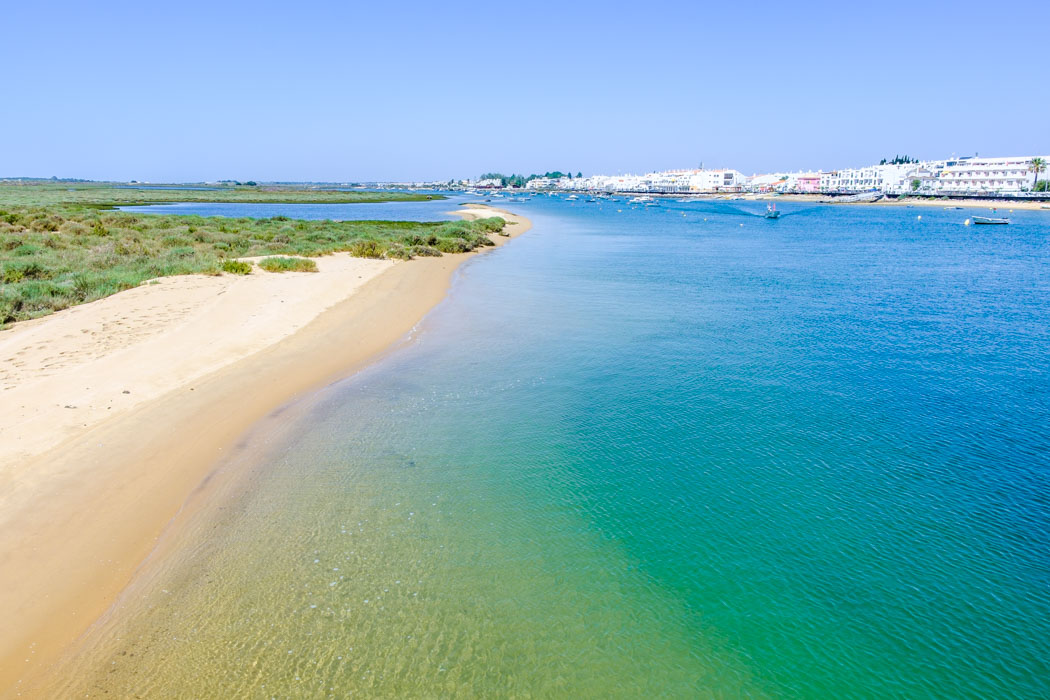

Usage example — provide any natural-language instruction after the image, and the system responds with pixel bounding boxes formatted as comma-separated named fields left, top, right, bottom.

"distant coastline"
left=534, top=190, right=1050, bottom=211
left=682, top=192, right=1050, bottom=210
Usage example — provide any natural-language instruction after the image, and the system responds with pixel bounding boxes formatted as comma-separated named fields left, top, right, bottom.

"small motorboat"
left=972, top=216, right=1009, bottom=225
left=764, top=203, right=781, bottom=219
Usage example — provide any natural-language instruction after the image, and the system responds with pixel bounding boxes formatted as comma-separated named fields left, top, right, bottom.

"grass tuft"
left=221, top=260, right=253, bottom=275
left=258, top=256, right=318, bottom=273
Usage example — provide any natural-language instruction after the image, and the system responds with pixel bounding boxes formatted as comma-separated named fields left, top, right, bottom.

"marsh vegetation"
left=0, top=184, right=504, bottom=326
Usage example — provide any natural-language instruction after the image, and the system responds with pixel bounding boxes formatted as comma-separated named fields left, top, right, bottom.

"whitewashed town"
left=459, top=154, right=1049, bottom=199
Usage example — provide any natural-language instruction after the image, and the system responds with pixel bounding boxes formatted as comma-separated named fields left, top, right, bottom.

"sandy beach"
left=0, top=206, right=530, bottom=694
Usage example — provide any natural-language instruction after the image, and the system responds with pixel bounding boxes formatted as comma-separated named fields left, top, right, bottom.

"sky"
left=3, top=0, right=1048, bottom=182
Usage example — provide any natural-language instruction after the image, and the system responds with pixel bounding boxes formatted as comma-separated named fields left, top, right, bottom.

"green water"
left=50, top=200, right=1050, bottom=697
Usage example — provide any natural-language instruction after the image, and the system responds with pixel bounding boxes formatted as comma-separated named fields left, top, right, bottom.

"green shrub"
left=60, top=221, right=90, bottom=236
left=349, top=240, right=384, bottom=258
left=435, top=238, right=469, bottom=254
left=384, top=244, right=412, bottom=260
left=474, top=216, right=506, bottom=233
left=2, top=261, right=48, bottom=283
left=221, top=260, right=253, bottom=275
left=258, top=256, right=318, bottom=273
left=409, top=245, right=442, bottom=257
left=0, top=292, right=19, bottom=325
left=162, top=235, right=192, bottom=247
left=13, top=244, right=41, bottom=256
left=29, top=216, right=61, bottom=232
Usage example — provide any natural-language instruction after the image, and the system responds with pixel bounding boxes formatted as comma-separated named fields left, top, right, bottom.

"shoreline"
left=744, top=193, right=1050, bottom=210
left=623, top=192, right=1050, bottom=210
left=0, top=205, right=530, bottom=695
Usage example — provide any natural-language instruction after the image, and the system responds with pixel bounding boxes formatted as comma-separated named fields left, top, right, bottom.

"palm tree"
left=1030, top=157, right=1046, bottom=192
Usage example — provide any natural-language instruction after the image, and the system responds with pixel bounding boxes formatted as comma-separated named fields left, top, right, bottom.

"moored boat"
left=972, top=216, right=1010, bottom=225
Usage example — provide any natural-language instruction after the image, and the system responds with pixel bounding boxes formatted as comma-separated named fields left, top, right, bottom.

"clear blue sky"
left=4, top=1, right=1047, bottom=182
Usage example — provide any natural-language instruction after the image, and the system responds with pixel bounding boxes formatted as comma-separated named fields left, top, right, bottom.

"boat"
left=629, top=196, right=654, bottom=204
left=971, top=216, right=1009, bottom=225
left=764, top=203, right=781, bottom=219
left=567, top=194, right=579, bottom=200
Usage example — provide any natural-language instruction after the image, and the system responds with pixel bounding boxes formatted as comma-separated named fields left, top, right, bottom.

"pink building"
left=795, top=174, right=821, bottom=193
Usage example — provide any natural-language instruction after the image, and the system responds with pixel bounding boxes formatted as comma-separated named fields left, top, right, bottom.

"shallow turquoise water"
left=57, top=200, right=1050, bottom=697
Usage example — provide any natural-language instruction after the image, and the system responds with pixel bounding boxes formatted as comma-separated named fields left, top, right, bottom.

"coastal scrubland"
left=0, top=184, right=504, bottom=326
left=0, top=181, right=444, bottom=207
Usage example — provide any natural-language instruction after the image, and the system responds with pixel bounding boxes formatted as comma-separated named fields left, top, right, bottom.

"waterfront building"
left=924, top=156, right=1043, bottom=195
left=820, top=164, right=913, bottom=194
left=525, top=177, right=558, bottom=190
left=500, top=154, right=1048, bottom=198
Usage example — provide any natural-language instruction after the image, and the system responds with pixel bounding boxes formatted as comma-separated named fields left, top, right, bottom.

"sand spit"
left=0, top=206, right=530, bottom=695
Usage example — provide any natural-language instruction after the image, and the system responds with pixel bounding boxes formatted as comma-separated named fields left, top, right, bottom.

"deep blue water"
left=62, top=198, right=1050, bottom=697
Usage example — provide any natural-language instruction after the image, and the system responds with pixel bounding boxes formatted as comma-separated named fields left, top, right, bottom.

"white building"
left=632, top=169, right=747, bottom=193
left=820, top=163, right=914, bottom=194
left=526, top=177, right=558, bottom=190
left=923, top=156, right=1043, bottom=195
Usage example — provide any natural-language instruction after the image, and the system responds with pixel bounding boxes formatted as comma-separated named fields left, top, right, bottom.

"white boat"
left=567, top=194, right=579, bottom=200
left=972, top=216, right=1009, bottom=225
left=629, top=196, right=654, bottom=204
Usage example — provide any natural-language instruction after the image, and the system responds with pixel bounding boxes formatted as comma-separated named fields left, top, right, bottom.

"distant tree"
left=576, top=172, right=582, bottom=178
left=1030, top=157, right=1046, bottom=192
left=910, top=178, right=921, bottom=191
